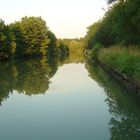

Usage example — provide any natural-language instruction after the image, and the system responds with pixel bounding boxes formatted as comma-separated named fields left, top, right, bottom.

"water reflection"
left=0, top=52, right=83, bottom=104
left=0, top=57, right=59, bottom=104
left=85, top=59, right=140, bottom=140
left=0, top=55, right=140, bottom=140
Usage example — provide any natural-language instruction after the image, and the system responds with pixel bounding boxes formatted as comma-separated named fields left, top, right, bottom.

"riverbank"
left=86, top=46, right=140, bottom=95
left=97, top=59, right=140, bottom=95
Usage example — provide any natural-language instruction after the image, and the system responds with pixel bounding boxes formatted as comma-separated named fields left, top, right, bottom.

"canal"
left=0, top=58, right=140, bottom=140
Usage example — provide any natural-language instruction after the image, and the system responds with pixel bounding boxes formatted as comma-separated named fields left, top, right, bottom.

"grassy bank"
left=97, top=46, right=140, bottom=85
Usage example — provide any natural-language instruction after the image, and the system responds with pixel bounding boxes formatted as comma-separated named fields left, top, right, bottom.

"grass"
left=97, top=45, right=140, bottom=85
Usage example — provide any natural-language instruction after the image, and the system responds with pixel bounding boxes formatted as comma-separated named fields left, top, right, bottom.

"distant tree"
left=55, top=39, right=69, bottom=60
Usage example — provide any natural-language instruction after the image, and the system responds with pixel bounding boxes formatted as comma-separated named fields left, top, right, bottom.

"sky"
left=0, top=0, right=107, bottom=38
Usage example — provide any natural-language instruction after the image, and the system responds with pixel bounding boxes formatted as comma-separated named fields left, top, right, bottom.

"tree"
left=0, top=19, right=16, bottom=60
left=47, top=30, right=57, bottom=56
left=10, top=16, right=50, bottom=57
left=85, top=0, right=140, bottom=48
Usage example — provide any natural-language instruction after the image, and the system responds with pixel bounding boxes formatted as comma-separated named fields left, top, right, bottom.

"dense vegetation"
left=98, top=46, right=140, bottom=84
left=85, top=0, right=140, bottom=85
left=0, top=16, right=68, bottom=60
left=0, top=19, right=16, bottom=59
left=60, top=38, right=85, bottom=63
left=85, top=0, right=140, bottom=48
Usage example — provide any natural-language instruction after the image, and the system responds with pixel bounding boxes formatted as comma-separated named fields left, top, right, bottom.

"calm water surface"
left=0, top=59, right=140, bottom=140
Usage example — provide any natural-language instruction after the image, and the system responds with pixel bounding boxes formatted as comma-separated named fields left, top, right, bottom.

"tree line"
left=85, top=0, right=140, bottom=48
left=0, top=16, right=69, bottom=60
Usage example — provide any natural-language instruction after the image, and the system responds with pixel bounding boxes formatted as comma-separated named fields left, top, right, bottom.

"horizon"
left=0, top=0, right=107, bottom=38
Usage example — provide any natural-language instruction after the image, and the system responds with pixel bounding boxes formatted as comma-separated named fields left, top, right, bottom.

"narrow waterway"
left=0, top=59, right=140, bottom=140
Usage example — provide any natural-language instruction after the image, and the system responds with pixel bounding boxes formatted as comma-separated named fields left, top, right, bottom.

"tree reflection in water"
left=0, top=55, right=140, bottom=140
left=85, top=59, right=140, bottom=140
left=0, top=49, right=84, bottom=104
left=0, top=57, right=59, bottom=104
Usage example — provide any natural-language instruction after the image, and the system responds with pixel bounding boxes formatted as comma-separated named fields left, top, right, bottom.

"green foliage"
left=91, top=43, right=103, bottom=58
left=55, top=39, right=69, bottom=61
left=84, top=22, right=101, bottom=49
left=47, top=30, right=57, bottom=56
left=67, top=40, right=85, bottom=63
left=0, top=16, right=58, bottom=60
left=85, top=0, right=140, bottom=48
left=57, top=38, right=85, bottom=63
left=85, top=0, right=140, bottom=86
left=68, top=40, right=84, bottom=55
left=10, top=16, right=50, bottom=57
left=98, top=46, right=140, bottom=84
left=85, top=19, right=116, bottom=48
left=55, top=38, right=85, bottom=63
left=0, top=19, right=16, bottom=60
